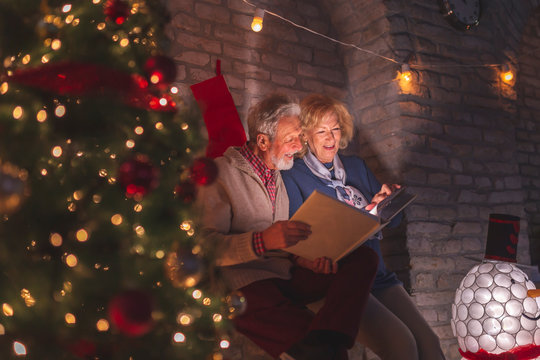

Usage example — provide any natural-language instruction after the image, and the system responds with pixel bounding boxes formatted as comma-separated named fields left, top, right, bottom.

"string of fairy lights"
left=242, top=0, right=517, bottom=85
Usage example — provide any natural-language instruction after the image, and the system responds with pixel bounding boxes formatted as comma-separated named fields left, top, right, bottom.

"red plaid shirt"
left=239, top=143, right=277, bottom=255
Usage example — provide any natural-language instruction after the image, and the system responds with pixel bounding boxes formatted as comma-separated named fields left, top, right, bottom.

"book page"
left=285, top=191, right=381, bottom=262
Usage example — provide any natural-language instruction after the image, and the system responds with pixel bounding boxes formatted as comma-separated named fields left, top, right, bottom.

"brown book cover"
left=285, top=189, right=416, bottom=262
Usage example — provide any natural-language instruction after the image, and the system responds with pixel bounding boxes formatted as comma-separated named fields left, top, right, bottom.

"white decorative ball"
left=451, top=260, right=540, bottom=355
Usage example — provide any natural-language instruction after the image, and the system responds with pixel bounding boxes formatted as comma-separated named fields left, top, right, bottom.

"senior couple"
left=197, top=93, right=445, bottom=360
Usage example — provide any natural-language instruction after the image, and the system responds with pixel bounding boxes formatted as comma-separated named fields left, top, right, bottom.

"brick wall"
left=517, top=6, right=540, bottom=267
left=168, top=1, right=540, bottom=359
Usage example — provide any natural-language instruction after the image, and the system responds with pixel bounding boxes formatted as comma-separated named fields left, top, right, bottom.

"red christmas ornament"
left=144, top=55, right=177, bottom=86
left=190, top=157, right=218, bottom=186
left=108, top=290, right=154, bottom=337
left=118, top=154, right=160, bottom=198
left=104, top=0, right=130, bottom=25
left=174, top=180, right=197, bottom=203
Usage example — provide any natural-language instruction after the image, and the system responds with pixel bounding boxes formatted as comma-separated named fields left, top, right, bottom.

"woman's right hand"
left=365, top=183, right=401, bottom=211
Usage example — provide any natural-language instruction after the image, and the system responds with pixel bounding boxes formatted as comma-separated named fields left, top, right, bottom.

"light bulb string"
left=242, top=0, right=400, bottom=64
left=240, top=0, right=516, bottom=71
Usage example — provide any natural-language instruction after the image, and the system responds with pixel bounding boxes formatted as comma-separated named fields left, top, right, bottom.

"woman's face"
left=306, top=112, right=341, bottom=164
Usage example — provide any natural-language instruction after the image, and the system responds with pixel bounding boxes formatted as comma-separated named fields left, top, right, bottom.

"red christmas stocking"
left=190, top=61, right=246, bottom=158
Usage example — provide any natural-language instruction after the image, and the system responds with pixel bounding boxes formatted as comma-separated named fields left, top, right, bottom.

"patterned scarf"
left=302, top=149, right=369, bottom=209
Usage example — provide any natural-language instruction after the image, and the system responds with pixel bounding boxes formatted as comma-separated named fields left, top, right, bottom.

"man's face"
left=267, top=115, right=303, bottom=170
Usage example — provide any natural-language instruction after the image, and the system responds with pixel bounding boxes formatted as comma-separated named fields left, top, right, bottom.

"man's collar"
left=239, top=143, right=275, bottom=177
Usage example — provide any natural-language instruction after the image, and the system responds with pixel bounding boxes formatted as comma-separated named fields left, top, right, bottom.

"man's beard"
left=272, top=154, right=294, bottom=170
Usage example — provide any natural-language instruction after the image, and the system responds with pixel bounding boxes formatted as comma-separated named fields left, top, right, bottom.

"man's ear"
left=256, top=134, right=270, bottom=151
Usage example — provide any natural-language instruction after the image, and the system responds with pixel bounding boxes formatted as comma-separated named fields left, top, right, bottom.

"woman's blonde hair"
left=299, top=94, right=354, bottom=156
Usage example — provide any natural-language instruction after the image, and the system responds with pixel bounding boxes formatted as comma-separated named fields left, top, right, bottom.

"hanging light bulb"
left=501, top=64, right=514, bottom=83
left=251, top=8, right=264, bottom=32
left=400, top=64, right=412, bottom=82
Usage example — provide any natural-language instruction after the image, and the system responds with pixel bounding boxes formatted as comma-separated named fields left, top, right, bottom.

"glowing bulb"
left=159, top=97, right=168, bottom=106
left=55, top=104, right=66, bottom=117
left=173, top=332, right=186, bottom=343
left=400, top=64, right=412, bottom=82
left=177, top=314, right=193, bottom=325
left=12, top=106, right=23, bottom=120
left=150, top=74, right=160, bottom=84
left=251, top=8, right=264, bottom=32
left=134, top=225, right=145, bottom=236
left=52, top=146, right=63, bottom=157
left=111, top=214, right=123, bottom=225
left=501, top=65, right=514, bottom=83
left=62, top=4, right=72, bottom=12
left=155, top=250, right=165, bottom=259
left=42, top=54, right=50, bottom=63
left=96, top=319, right=109, bottom=331
left=97, top=22, right=106, bottom=30
left=21, top=289, right=35, bottom=307
left=192, top=290, right=202, bottom=299
left=134, top=126, right=144, bottom=135
left=125, top=139, right=135, bottom=148
left=155, top=122, right=164, bottom=130
left=181, top=123, right=189, bottom=130
left=170, top=86, right=178, bottom=94
left=1, top=82, right=8, bottom=94
left=180, top=221, right=192, bottom=231
left=22, top=55, right=31, bottom=64
left=65, top=313, right=76, bottom=324
left=13, top=341, right=26, bottom=355
left=51, top=39, right=62, bottom=50
left=65, top=254, right=78, bottom=267
left=73, top=190, right=83, bottom=200
left=50, top=233, right=63, bottom=247
left=76, top=229, right=89, bottom=242
left=220, top=340, right=230, bottom=349
left=120, top=38, right=129, bottom=47
left=3, top=303, right=14, bottom=316
left=213, top=313, right=223, bottom=322
left=36, top=109, right=47, bottom=122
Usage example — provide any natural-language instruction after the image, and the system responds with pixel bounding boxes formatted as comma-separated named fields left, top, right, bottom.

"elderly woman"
left=281, top=94, right=446, bottom=360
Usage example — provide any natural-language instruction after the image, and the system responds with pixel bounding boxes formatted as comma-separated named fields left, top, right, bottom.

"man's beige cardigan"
left=196, top=147, right=293, bottom=290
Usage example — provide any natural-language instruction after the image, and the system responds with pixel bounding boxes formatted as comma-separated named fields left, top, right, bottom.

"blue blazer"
left=281, top=154, right=401, bottom=290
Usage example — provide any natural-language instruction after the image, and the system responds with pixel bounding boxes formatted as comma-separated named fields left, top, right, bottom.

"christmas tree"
left=0, top=0, right=240, bottom=358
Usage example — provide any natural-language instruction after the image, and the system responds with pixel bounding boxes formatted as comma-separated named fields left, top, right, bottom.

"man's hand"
left=296, top=256, right=337, bottom=274
left=262, top=220, right=311, bottom=250
left=365, top=183, right=401, bottom=211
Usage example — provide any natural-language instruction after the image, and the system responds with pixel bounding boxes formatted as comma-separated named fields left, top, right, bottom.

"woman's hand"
left=295, top=256, right=337, bottom=274
left=365, top=183, right=401, bottom=211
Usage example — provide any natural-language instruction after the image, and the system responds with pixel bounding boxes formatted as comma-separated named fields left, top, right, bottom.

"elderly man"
left=197, top=93, right=378, bottom=360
